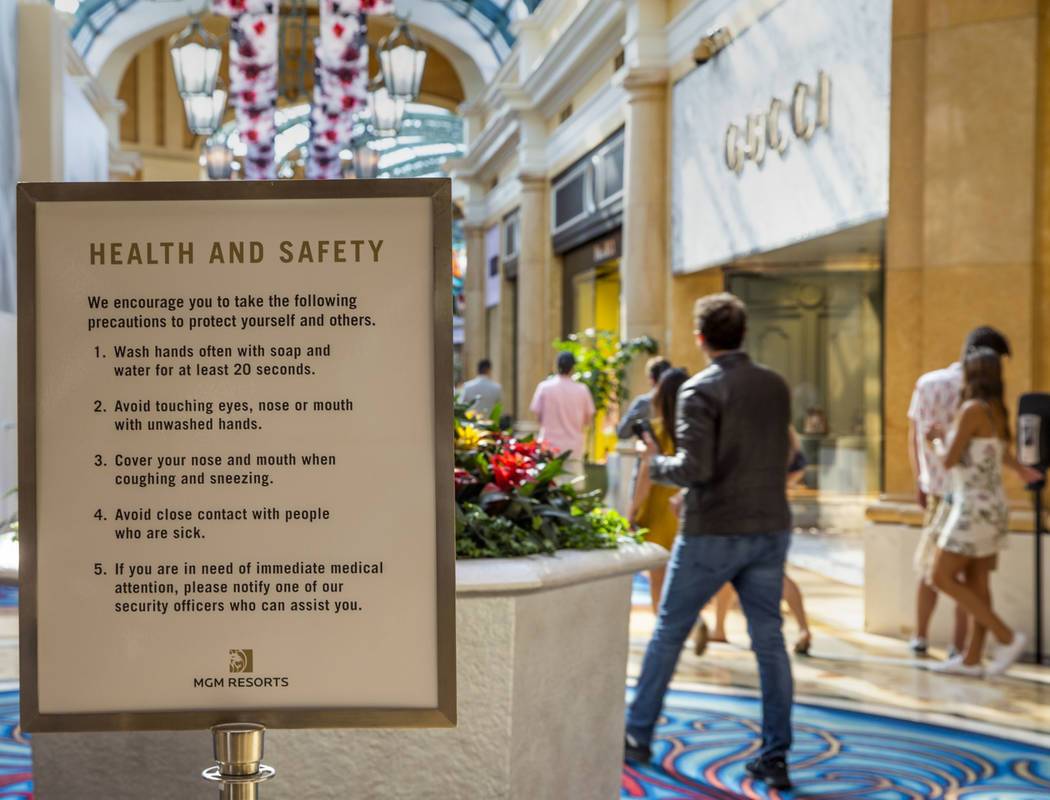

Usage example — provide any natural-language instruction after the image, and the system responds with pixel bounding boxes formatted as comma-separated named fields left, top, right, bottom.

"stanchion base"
left=202, top=765, right=276, bottom=784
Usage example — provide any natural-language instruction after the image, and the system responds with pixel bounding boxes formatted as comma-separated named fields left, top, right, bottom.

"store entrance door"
left=728, top=267, right=883, bottom=496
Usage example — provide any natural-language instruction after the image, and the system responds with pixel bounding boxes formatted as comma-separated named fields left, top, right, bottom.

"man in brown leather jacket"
left=624, top=292, right=795, bottom=791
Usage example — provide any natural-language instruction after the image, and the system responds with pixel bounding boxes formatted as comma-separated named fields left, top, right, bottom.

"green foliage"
left=552, top=329, right=658, bottom=416
left=453, top=401, right=640, bottom=559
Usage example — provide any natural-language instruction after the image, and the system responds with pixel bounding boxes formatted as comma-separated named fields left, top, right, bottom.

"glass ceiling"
left=52, top=0, right=543, bottom=63
left=215, top=102, right=466, bottom=180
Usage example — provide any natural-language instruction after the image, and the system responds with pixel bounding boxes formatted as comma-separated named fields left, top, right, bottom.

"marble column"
left=885, top=0, right=1042, bottom=499
left=516, top=173, right=552, bottom=418
left=462, top=224, right=486, bottom=383
left=620, top=69, right=669, bottom=391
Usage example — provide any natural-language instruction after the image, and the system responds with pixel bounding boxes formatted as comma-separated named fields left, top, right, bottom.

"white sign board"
left=18, top=181, right=455, bottom=732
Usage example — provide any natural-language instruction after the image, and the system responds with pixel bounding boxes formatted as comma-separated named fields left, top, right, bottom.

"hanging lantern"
left=183, top=79, right=229, bottom=135
left=169, top=16, right=222, bottom=97
left=368, top=78, right=405, bottom=138
left=203, top=141, right=235, bottom=179
left=376, top=19, right=427, bottom=102
left=352, top=142, right=381, bottom=179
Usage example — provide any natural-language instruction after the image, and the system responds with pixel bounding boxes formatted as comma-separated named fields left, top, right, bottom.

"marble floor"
left=628, top=564, right=1050, bottom=742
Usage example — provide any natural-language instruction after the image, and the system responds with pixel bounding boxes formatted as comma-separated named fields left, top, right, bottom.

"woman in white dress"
left=927, top=347, right=1040, bottom=677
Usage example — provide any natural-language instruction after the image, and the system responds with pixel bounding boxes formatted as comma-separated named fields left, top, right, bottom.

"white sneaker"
left=927, top=658, right=983, bottom=677
left=947, top=645, right=962, bottom=660
left=987, top=632, right=1027, bottom=677
left=909, top=636, right=928, bottom=656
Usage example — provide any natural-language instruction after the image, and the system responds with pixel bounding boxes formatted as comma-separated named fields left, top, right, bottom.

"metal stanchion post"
left=202, top=723, right=276, bottom=799
left=1032, top=473, right=1046, bottom=666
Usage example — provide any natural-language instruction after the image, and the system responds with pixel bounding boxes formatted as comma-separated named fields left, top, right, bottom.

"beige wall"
left=668, top=269, right=724, bottom=375
left=886, top=0, right=1047, bottom=500
left=546, top=58, right=617, bottom=136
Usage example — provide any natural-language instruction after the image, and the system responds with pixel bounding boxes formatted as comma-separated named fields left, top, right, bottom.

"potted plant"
left=454, top=402, right=638, bottom=556
left=552, top=329, right=658, bottom=494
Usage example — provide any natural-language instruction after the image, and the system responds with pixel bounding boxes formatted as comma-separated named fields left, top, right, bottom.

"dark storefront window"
left=729, top=267, right=883, bottom=496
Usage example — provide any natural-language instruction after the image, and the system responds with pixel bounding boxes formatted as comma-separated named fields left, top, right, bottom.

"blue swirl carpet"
left=623, top=687, right=1050, bottom=799
left=0, top=689, right=30, bottom=798
left=0, top=682, right=1044, bottom=798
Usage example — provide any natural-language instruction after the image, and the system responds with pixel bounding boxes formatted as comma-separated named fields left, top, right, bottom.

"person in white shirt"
left=457, top=358, right=503, bottom=419
left=907, top=327, right=1010, bottom=657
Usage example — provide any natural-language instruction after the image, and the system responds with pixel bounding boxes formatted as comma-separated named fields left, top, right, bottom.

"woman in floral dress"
left=927, top=347, right=1040, bottom=677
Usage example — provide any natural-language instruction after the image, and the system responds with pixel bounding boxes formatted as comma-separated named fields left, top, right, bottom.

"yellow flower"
left=455, top=422, right=485, bottom=450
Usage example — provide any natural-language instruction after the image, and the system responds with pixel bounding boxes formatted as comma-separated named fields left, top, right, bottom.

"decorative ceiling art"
left=208, top=0, right=392, bottom=180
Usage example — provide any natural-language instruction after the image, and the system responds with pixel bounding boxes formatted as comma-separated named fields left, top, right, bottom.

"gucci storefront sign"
left=725, top=71, right=830, bottom=173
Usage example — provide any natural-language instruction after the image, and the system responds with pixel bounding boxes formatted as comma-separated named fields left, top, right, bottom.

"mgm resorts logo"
left=193, top=649, right=290, bottom=688
left=230, top=648, right=253, bottom=673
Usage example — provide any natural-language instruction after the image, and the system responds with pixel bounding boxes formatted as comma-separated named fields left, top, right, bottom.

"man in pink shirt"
left=530, top=351, right=595, bottom=478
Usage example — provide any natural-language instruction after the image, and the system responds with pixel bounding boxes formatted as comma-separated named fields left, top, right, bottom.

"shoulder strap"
left=977, top=400, right=1002, bottom=437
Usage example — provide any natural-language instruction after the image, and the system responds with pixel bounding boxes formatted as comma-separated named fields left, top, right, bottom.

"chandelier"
left=169, top=1, right=428, bottom=180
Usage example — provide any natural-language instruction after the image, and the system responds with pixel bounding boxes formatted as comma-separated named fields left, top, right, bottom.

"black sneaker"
left=745, top=757, right=791, bottom=789
left=624, top=733, right=652, bottom=763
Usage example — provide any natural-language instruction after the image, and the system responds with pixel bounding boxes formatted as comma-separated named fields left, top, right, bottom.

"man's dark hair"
left=693, top=292, right=747, bottom=351
left=477, top=358, right=492, bottom=374
left=646, top=356, right=672, bottom=383
left=962, top=326, right=1010, bottom=361
left=556, top=351, right=575, bottom=375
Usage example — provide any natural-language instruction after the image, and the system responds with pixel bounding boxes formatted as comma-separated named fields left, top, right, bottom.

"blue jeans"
left=626, top=530, right=794, bottom=760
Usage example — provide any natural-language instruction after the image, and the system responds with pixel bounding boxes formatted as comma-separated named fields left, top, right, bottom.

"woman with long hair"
left=629, top=367, right=690, bottom=615
left=926, top=347, right=1039, bottom=676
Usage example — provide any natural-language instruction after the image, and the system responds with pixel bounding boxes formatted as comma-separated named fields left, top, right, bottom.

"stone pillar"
left=1036, top=0, right=1050, bottom=392
left=462, top=224, right=486, bottom=382
left=516, top=173, right=551, bottom=418
left=18, top=2, right=66, bottom=181
left=885, top=0, right=1043, bottom=499
left=620, top=69, right=669, bottom=390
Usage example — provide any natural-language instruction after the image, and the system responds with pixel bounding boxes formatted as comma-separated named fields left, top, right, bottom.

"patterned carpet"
left=623, top=687, right=1050, bottom=799
left=0, top=682, right=1045, bottom=798
left=0, top=689, right=30, bottom=799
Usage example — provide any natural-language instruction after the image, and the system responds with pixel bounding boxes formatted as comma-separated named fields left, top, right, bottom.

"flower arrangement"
left=454, top=403, right=639, bottom=558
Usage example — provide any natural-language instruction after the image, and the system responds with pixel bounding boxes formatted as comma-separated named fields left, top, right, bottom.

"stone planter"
left=32, top=541, right=668, bottom=799
left=864, top=499, right=1049, bottom=654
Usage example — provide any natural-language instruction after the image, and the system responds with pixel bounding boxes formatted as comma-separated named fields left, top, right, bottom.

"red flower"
left=253, top=20, right=267, bottom=36
left=505, top=439, right=540, bottom=459
left=333, top=22, right=345, bottom=38
left=488, top=451, right=538, bottom=491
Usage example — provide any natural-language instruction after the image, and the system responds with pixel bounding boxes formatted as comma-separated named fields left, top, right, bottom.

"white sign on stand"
left=18, top=180, right=456, bottom=732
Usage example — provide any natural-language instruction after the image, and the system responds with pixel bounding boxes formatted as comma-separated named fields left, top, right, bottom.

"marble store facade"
left=667, top=0, right=890, bottom=527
